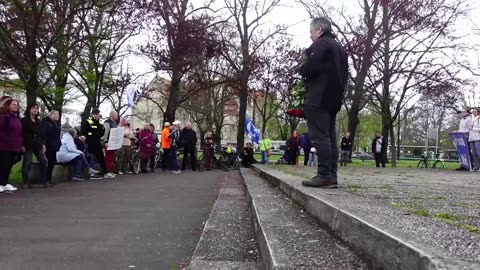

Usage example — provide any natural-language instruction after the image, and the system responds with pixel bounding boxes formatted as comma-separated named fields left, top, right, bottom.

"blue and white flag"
left=245, top=117, right=260, bottom=145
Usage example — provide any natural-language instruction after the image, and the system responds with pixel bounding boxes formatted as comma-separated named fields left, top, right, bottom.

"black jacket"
left=340, top=137, right=353, bottom=151
left=181, top=128, right=197, bottom=149
left=21, top=117, right=45, bottom=151
left=81, top=117, right=105, bottom=147
left=301, top=31, right=348, bottom=112
left=41, top=117, right=61, bottom=152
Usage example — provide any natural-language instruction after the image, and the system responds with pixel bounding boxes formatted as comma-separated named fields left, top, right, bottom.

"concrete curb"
left=240, top=168, right=368, bottom=270
left=250, top=165, right=479, bottom=270
left=187, top=173, right=259, bottom=270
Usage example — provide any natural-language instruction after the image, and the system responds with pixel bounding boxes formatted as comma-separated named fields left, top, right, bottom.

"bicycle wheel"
left=417, top=160, right=427, bottom=168
left=433, top=160, right=445, bottom=169
left=223, top=155, right=238, bottom=171
left=132, top=154, right=141, bottom=174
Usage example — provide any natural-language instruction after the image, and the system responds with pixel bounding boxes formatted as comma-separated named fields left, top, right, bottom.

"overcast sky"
left=100, top=0, right=480, bottom=114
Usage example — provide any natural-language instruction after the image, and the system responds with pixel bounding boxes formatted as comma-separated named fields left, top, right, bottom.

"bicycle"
left=219, top=147, right=240, bottom=171
left=132, top=147, right=162, bottom=174
left=417, top=154, right=445, bottom=169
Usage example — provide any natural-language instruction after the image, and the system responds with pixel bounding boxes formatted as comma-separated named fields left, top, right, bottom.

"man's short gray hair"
left=311, top=17, right=332, bottom=32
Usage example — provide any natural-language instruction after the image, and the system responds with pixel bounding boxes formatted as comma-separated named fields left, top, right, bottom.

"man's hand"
left=21, top=146, right=26, bottom=153
left=41, top=145, right=46, bottom=154
left=104, top=143, right=108, bottom=149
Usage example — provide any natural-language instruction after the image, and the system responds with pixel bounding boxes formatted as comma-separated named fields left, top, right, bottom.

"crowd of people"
left=0, top=95, right=223, bottom=194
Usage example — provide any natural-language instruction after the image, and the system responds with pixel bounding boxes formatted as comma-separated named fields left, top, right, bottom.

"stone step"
left=240, top=168, right=369, bottom=270
left=188, top=171, right=260, bottom=270
left=251, top=165, right=480, bottom=270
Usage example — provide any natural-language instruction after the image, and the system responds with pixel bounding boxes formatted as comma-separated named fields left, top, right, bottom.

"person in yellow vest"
left=80, top=109, right=112, bottom=179
left=259, top=132, right=273, bottom=165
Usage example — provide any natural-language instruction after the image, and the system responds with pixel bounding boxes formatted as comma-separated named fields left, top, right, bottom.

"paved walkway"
left=0, top=171, right=224, bottom=270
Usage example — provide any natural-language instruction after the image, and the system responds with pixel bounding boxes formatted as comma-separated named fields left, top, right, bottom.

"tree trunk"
left=164, top=74, right=181, bottom=124
left=381, top=116, right=390, bottom=164
left=236, top=69, right=249, bottom=153
left=390, top=123, right=397, bottom=167
left=397, top=118, right=401, bottom=160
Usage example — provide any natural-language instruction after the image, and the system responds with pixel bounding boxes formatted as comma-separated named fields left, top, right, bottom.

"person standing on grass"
left=21, top=103, right=49, bottom=189
left=457, top=109, right=472, bottom=171
left=299, top=17, right=348, bottom=188
left=161, top=122, right=171, bottom=171
left=260, top=132, right=273, bottom=165
left=181, top=122, right=198, bottom=171
left=102, top=111, right=119, bottom=177
left=372, top=132, right=386, bottom=168
left=469, top=108, right=480, bottom=171
left=308, top=146, right=318, bottom=167
left=42, top=110, right=62, bottom=185
left=286, top=130, right=301, bottom=166
left=340, top=132, right=353, bottom=167
left=300, top=132, right=312, bottom=166
left=0, top=97, right=21, bottom=193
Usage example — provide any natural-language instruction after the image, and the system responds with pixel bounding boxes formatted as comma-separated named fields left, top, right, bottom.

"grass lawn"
left=254, top=153, right=460, bottom=170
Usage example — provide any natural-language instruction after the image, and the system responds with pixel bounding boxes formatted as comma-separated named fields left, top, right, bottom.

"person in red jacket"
left=139, top=124, right=155, bottom=173
left=0, top=97, right=22, bottom=193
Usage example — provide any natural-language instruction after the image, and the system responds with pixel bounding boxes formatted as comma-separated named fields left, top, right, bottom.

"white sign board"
left=107, top=127, right=125, bottom=150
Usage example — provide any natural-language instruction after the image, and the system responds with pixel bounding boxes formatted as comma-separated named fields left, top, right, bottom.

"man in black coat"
left=300, top=17, right=349, bottom=188
left=181, top=122, right=198, bottom=171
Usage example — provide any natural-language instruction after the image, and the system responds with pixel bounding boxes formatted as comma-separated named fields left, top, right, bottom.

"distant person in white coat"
left=468, top=108, right=480, bottom=171
left=457, top=109, right=472, bottom=171
left=458, top=109, right=472, bottom=133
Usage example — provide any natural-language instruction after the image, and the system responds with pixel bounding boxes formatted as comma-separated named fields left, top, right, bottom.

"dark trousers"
left=182, top=148, right=196, bottom=170
left=306, top=108, right=338, bottom=179
left=161, top=148, right=170, bottom=170
left=303, top=148, right=310, bottom=166
left=0, top=151, right=18, bottom=186
left=22, top=150, right=48, bottom=185
left=150, top=152, right=156, bottom=171
left=374, top=153, right=385, bottom=167
left=72, top=155, right=91, bottom=177
left=169, top=147, right=179, bottom=171
left=287, top=150, right=298, bottom=165
left=89, top=144, right=107, bottom=174
left=140, top=158, right=149, bottom=172
left=45, top=149, right=57, bottom=183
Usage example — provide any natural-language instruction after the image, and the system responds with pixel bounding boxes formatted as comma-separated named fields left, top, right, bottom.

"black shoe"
left=456, top=167, right=467, bottom=171
left=302, top=176, right=337, bottom=188
left=23, top=184, right=33, bottom=189
left=141, top=170, right=148, bottom=174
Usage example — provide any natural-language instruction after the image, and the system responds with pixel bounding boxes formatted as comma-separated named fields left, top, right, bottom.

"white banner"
left=107, top=127, right=125, bottom=150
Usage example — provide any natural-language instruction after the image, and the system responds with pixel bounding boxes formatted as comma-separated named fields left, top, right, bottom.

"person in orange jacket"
left=161, top=122, right=171, bottom=171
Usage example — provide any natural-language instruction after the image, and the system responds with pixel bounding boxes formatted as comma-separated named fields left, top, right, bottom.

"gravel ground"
left=269, top=165, right=480, bottom=264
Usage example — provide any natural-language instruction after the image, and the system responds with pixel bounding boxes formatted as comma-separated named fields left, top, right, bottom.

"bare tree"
left=0, top=0, right=94, bottom=105
left=219, top=0, right=285, bottom=152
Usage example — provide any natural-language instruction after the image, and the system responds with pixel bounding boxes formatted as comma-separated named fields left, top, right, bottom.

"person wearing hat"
left=81, top=108, right=110, bottom=179
left=168, top=121, right=182, bottom=173
left=161, top=122, right=171, bottom=171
